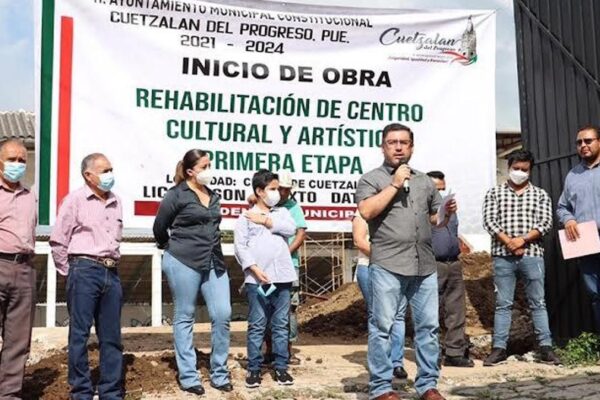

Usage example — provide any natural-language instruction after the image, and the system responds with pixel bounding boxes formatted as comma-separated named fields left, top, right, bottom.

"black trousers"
left=437, top=260, right=468, bottom=357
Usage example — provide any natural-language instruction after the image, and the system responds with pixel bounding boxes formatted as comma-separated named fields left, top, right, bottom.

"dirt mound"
left=461, top=252, right=536, bottom=355
left=299, top=283, right=368, bottom=339
left=22, top=345, right=212, bottom=399
left=299, top=252, right=537, bottom=357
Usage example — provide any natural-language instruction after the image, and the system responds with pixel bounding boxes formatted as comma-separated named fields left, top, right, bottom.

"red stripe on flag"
left=56, top=16, right=74, bottom=211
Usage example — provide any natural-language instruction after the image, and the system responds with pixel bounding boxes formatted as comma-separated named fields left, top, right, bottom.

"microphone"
left=403, top=165, right=410, bottom=192
left=391, top=164, right=410, bottom=192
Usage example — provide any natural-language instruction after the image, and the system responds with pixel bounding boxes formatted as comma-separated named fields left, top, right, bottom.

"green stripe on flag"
left=39, top=0, right=55, bottom=225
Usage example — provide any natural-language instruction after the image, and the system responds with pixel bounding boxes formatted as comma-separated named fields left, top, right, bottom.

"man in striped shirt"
left=50, top=153, right=124, bottom=400
left=482, top=150, right=560, bottom=366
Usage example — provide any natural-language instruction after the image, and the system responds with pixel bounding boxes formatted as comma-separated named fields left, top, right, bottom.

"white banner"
left=37, top=0, right=496, bottom=233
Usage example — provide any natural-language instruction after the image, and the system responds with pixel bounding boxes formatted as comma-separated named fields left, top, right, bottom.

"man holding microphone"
left=356, top=123, right=455, bottom=400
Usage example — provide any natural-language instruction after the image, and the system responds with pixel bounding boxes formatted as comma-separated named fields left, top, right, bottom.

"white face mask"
left=438, top=189, right=448, bottom=198
left=264, top=189, right=280, bottom=207
left=96, top=171, right=115, bottom=192
left=195, top=169, right=212, bottom=186
left=509, top=169, right=529, bottom=185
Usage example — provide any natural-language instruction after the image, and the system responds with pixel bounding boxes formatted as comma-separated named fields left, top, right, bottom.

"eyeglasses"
left=385, top=139, right=412, bottom=147
left=576, top=138, right=598, bottom=146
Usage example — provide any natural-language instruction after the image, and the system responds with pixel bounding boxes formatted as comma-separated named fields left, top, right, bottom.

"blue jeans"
left=492, top=256, right=552, bottom=349
left=368, top=265, right=439, bottom=398
left=246, top=282, right=291, bottom=371
left=579, top=254, right=600, bottom=331
left=67, top=258, right=123, bottom=400
left=162, top=251, right=231, bottom=389
left=356, top=264, right=406, bottom=368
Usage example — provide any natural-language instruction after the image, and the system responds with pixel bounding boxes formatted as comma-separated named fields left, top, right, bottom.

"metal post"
left=151, top=250, right=162, bottom=327
left=46, top=255, right=56, bottom=328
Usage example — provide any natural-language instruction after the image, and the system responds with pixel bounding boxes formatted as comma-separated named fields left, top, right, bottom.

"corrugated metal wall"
left=514, top=0, right=600, bottom=339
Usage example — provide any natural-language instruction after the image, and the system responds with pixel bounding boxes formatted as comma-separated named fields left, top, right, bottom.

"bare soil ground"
left=299, top=252, right=537, bottom=358
left=22, top=324, right=600, bottom=399
left=21, top=253, right=593, bottom=399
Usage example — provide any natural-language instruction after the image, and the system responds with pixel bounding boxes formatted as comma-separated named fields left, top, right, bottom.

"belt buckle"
left=102, top=258, right=116, bottom=268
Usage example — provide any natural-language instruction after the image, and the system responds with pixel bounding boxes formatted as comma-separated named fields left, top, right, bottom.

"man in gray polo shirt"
left=356, top=123, right=456, bottom=400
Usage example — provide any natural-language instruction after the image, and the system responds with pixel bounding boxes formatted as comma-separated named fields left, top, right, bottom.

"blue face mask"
left=2, top=162, right=26, bottom=183
left=97, top=172, right=115, bottom=192
left=257, top=283, right=276, bottom=297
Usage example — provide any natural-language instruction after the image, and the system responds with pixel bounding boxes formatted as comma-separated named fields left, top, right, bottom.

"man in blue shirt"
left=557, top=125, right=600, bottom=330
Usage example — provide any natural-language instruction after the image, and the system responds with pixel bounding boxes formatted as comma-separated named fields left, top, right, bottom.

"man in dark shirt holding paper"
left=427, top=171, right=473, bottom=368
left=557, top=125, right=600, bottom=330
left=356, top=123, right=456, bottom=400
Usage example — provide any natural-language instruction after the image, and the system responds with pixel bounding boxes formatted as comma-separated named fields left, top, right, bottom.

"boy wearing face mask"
left=234, top=169, right=297, bottom=388
left=482, top=150, right=560, bottom=366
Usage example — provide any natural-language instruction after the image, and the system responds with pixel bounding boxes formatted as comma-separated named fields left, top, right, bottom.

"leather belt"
left=71, top=255, right=119, bottom=268
left=0, top=253, right=32, bottom=263
left=436, top=256, right=459, bottom=262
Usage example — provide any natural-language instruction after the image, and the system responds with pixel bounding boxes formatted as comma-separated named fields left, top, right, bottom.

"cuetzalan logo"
left=442, top=17, right=477, bottom=65
left=379, top=16, right=478, bottom=66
